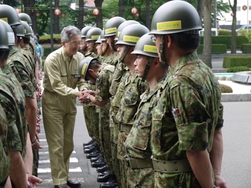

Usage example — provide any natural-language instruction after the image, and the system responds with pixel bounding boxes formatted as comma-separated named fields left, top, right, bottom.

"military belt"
left=118, top=123, right=132, bottom=133
left=125, top=157, right=152, bottom=169
left=152, top=158, right=192, bottom=173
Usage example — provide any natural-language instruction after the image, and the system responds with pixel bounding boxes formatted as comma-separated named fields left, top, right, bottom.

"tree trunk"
left=94, top=0, right=103, bottom=29
left=78, top=0, right=84, bottom=29
left=202, top=0, right=212, bottom=68
left=119, top=0, right=124, bottom=17
left=54, top=0, right=60, bottom=34
left=145, top=0, right=150, bottom=29
left=197, top=0, right=204, bottom=20
left=229, top=0, right=237, bottom=54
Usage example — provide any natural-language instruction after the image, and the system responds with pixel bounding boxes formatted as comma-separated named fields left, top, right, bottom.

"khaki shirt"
left=43, top=47, right=86, bottom=96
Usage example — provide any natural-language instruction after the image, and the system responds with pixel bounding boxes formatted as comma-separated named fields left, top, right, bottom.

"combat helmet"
left=78, top=56, right=98, bottom=79
left=115, top=20, right=139, bottom=41
left=131, top=33, right=158, bottom=58
left=0, top=21, right=9, bottom=49
left=150, top=1, right=202, bottom=35
left=15, top=22, right=25, bottom=37
left=85, top=27, right=102, bottom=42
left=104, top=16, right=126, bottom=37
left=0, top=4, right=21, bottom=27
left=131, top=33, right=158, bottom=81
left=116, top=24, right=149, bottom=46
left=21, top=21, right=32, bottom=37
left=0, top=19, right=15, bottom=46
left=81, top=26, right=92, bottom=38
left=95, top=29, right=105, bottom=44
left=19, top=13, right=32, bottom=26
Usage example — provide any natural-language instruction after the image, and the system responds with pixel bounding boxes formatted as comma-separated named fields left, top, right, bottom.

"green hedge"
left=226, top=66, right=250, bottom=72
left=39, top=34, right=61, bottom=44
left=200, top=36, right=249, bottom=49
left=241, top=43, right=251, bottom=53
left=218, top=29, right=232, bottom=36
left=223, top=56, right=251, bottom=68
left=197, top=44, right=227, bottom=54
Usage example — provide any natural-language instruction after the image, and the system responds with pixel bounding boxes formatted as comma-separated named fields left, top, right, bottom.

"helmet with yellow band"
left=78, top=56, right=98, bottom=79
left=131, top=33, right=158, bottom=58
left=150, top=0, right=202, bottom=35
left=0, top=4, right=21, bottom=27
left=115, top=24, right=149, bottom=46
left=85, top=27, right=102, bottom=42
left=104, top=16, right=126, bottom=37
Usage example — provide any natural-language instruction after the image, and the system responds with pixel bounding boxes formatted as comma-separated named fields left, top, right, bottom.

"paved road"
left=36, top=101, right=251, bottom=188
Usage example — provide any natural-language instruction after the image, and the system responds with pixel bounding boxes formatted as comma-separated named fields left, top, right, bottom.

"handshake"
left=78, top=90, right=95, bottom=104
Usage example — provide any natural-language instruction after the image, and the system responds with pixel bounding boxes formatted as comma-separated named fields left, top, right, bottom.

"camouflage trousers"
left=154, top=171, right=201, bottom=188
left=83, top=105, right=100, bottom=147
left=126, top=166, right=154, bottom=188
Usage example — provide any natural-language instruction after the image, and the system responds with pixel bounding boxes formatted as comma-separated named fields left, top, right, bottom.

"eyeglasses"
left=69, top=41, right=83, bottom=47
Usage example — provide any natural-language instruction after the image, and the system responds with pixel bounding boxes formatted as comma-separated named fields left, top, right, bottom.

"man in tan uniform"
left=42, top=25, right=86, bottom=188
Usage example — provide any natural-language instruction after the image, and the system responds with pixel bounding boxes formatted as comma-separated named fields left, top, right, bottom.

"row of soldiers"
left=77, top=1, right=226, bottom=188
left=0, top=4, right=43, bottom=187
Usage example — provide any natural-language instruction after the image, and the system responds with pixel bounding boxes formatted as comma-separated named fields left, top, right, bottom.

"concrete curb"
left=221, top=93, right=251, bottom=102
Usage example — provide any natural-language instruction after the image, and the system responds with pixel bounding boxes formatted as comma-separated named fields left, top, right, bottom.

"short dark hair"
left=170, top=31, right=200, bottom=50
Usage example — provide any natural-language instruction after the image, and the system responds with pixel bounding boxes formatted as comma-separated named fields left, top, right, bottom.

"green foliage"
left=245, top=30, right=251, bottom=43
left=218, top=29, right=231, bottom=36
left=241, top=43, right=251, bottom=53
left=220, top=84, right=233, bottom=93
left=200, top=36, right=249, bottom=49
left=197, top=44, right=227, bottom=54
left=39, top=34, right=61, bottom=44
left=227, top=66, right=250, bottom=72
left=237, top=29, right=251, bottom=36
left=223, top=56, right=251, bottom=68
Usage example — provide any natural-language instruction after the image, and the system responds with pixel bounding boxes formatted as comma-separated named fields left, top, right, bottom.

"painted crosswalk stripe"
left=39, top=157, right=79, bottom=164
left=38, top=167, right=82, bottom=173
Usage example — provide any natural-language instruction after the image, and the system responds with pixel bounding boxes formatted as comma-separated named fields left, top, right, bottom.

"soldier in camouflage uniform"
left=79, top=57, right=102, bottom=152
left=81, top=60, right=116, bottom=188
left=149, top=1, right=226, bottom=187
left=80, top=27, right=102, bottom=156
left=113, top=24, right=149, bottom=188
left=85, top=27, right=103, bottom=60
left=0, top=21, right=27, bottom=187
left=19, top=20, right=43, bottom=177
left=97, top=16, right=126, bottom=187
left=123, top=33, right=168, bottom=187
left=0, top=6, right=43, bottom=187
left=80, top=26, right=92, bottom=56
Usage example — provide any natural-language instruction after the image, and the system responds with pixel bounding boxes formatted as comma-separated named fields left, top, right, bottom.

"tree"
left=202, top=0, right=212, bottom=68
left=95, top=0, right=103, bottom=28
left=228, top=0, right=237, bottom=54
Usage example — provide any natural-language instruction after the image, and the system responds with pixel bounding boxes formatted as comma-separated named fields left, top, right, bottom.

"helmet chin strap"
left=141, top=57, right=152, bottom=81
left=159, top=35, right=167, bottom=66
left=119, top=46, right=130, bottom=62
left=102, top=43, right=108, bottom=56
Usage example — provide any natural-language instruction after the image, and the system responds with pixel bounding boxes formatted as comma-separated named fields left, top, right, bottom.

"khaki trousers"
left=42, top=90, right=76, bottom=185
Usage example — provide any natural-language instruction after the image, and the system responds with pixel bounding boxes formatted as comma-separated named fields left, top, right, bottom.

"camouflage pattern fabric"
left=21, top=47, right=37, bottom=92
left=102, top=51, right=118, bottom=66
left=150, top=52, right=222, bottom=187
left=3, top=46, right=35, bottom=98
left=116, top=72, right=147, bottom=188
left=0, top=105, right=9, bottom=186
left=95, top=63, right=114, bottom=174
left=0, top=72, right=27, bottom=158
left=124, top=78, right=165, bottom=187
left=109, top=69, right=128, bottom=186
